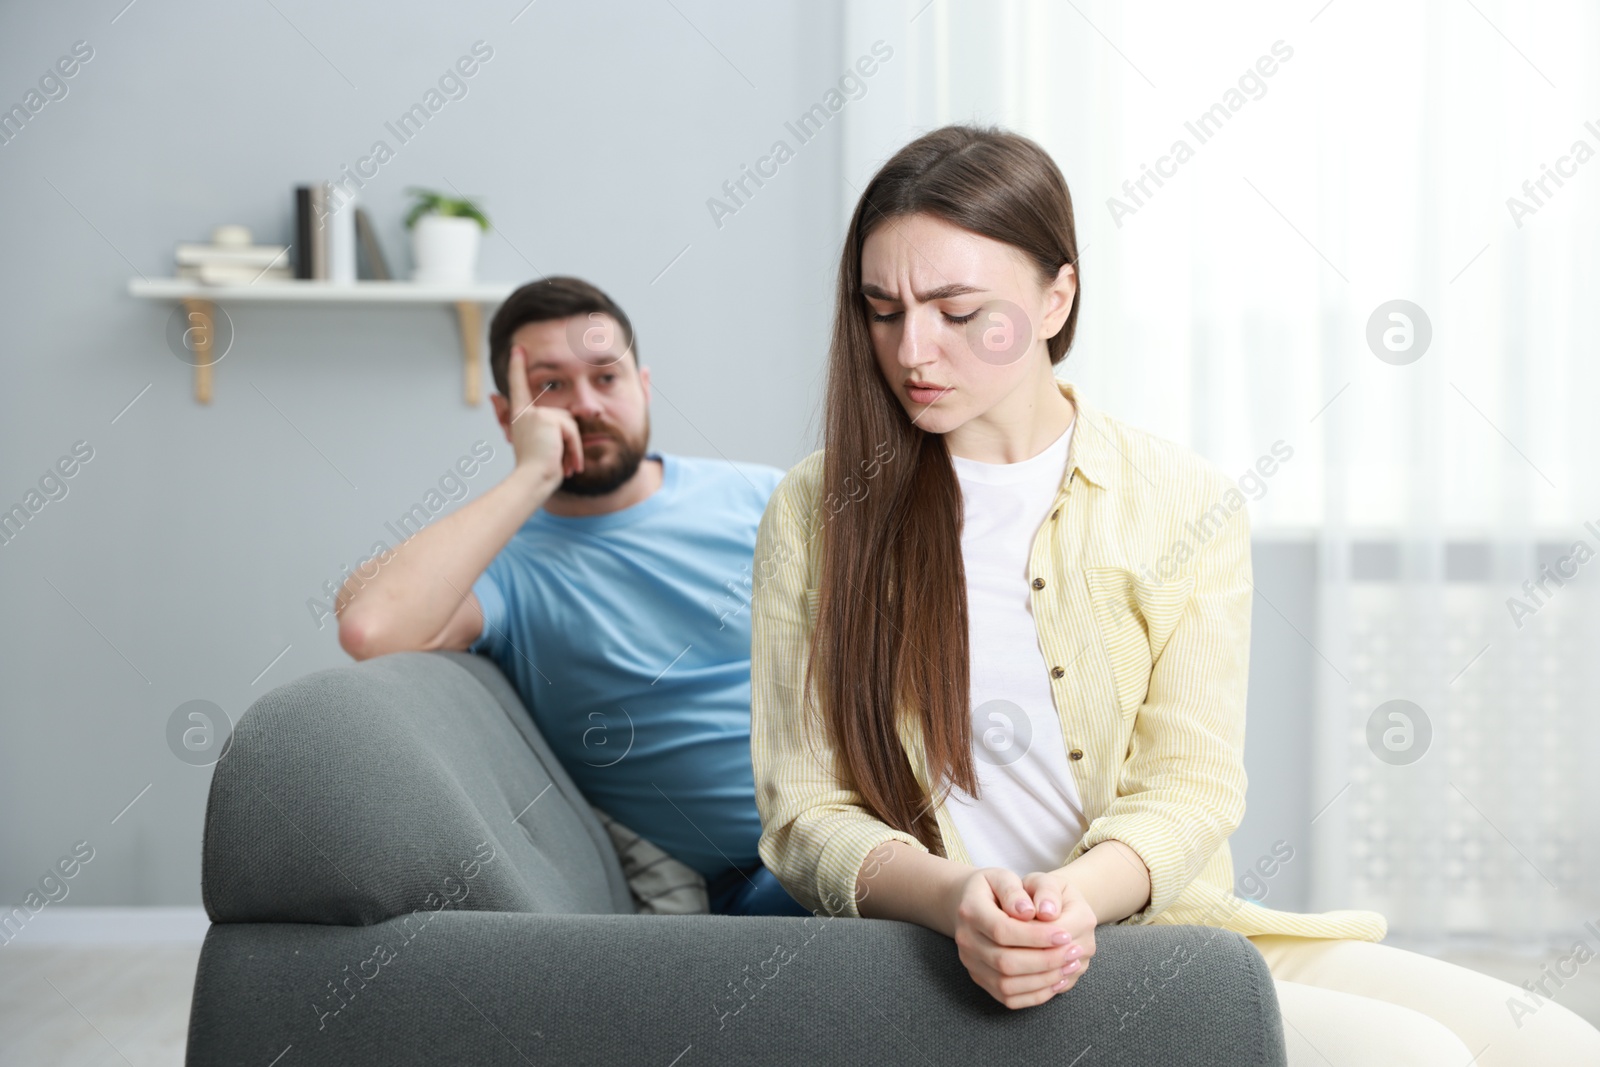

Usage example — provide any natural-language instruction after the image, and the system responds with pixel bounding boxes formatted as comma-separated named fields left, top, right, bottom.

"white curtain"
left=840, top=0, right=1600, bottom=949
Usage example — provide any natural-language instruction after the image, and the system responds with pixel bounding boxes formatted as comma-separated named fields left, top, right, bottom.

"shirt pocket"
left=1082, top=567, right=1195, bottom=717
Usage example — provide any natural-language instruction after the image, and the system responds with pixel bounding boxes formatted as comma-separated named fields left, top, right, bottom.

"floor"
left=2, top=926, right=1597, bottom=1065
left=0, top=944, right=202, bottom=1067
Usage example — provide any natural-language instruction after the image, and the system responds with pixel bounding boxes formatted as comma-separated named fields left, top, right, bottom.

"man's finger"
left=508, top=345, right=534, bottom=421
left=556, top=410, right=584, bottom=475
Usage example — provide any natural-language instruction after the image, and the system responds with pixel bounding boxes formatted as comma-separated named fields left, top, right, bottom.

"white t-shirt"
left=943, top=420, right=1088, bottom=875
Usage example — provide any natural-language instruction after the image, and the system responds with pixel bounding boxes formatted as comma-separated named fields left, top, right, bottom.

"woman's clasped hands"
left=948, top=867, right=1098, bottom=1010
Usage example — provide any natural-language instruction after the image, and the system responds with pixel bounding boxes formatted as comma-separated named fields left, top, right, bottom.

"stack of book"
left=295, top=184, right=391, bottom=281
left=176, top=228, right=291, bottom=286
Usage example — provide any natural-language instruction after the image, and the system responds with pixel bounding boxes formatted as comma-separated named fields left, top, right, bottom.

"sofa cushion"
left=593, top=806, right=710, bottom=914
left=202, top=650, right=633, bottom=924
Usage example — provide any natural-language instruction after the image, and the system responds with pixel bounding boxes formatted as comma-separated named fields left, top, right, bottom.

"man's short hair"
left=488, top=276, right=639, bottom=396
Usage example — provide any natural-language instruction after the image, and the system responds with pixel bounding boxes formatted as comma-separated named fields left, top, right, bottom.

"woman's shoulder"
left=1080, top=400, right=1244, bottom=515
left=767, top=448, right=828, bottom=515
left=769, top=401, right=1252, bottom=525
left=768, top=444, right=903, bottom=520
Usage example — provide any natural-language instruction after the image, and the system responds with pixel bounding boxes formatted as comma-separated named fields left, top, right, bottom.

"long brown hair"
left=806, top=125, right=1083, bottom=850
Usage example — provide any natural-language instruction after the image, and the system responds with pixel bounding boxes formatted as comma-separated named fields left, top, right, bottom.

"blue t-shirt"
left=469, top=451, right=786, bottom=878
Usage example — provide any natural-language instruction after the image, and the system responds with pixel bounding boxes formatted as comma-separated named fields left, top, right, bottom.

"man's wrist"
left=507, top=462, right=560, bottom=508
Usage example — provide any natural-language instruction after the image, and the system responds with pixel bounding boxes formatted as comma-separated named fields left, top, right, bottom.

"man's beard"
left=557, top=413, right=650, bottom=497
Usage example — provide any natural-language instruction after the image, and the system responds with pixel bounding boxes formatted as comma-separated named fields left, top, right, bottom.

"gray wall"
left=1, top=0, right=1316, bottom=911
left=0, top=0, right=843, bottom=906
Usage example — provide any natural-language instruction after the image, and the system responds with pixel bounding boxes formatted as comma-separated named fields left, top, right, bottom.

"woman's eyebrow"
left=859, top=282, right=986, bottom=303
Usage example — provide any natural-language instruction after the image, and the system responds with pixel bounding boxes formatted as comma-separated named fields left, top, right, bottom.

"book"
left=175, top=243, right=289, bottom=268
left=327, top=194, right=356, bottom=283
left=310, top=183, right=329, bottom=280
left=178, top=263, right=293, bottom=285
left=295, top=185, right=314, bottom=280
left=354, top=208, right=391, bottom=280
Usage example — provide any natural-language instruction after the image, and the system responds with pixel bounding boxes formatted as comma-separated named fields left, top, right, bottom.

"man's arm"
left=338, top=346, right=583, bottom=660
left=337, top=465, right=556, bottom=659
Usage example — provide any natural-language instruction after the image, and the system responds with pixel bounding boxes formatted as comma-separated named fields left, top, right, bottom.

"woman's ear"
left=1040, top=262, right=1077, bottom=341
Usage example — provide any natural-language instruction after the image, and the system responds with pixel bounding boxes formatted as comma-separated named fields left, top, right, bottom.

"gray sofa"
left=187, top=650, right=1288, bottom=1065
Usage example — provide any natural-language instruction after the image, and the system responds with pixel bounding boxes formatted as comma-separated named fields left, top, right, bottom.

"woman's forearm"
left=1053, top=840, right=1151, bottom=924
left=856, top=837, right=1152, bottom=931
left=853, top=840, right=970, bottom=935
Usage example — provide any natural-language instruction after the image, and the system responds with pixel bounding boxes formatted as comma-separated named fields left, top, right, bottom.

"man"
left=337, top=275, right=806, bottom=917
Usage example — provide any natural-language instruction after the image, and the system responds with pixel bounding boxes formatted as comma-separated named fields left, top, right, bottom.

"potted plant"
left=404, top=188, right=489, bottom=283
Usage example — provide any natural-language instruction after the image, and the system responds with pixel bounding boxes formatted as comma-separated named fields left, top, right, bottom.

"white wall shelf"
left=128, top=279, right=516, bottom=404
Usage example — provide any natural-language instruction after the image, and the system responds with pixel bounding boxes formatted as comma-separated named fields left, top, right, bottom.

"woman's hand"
left=948, top=867, right=1098, bottom=1010
left=1023, top=867, right=1098, bottom=970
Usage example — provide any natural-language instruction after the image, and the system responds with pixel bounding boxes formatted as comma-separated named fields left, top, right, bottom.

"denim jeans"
left=706, top=862, right=812, bottom=917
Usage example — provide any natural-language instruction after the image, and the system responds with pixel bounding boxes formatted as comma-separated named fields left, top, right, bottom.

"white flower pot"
left=411, top=215, right=482, bottom=284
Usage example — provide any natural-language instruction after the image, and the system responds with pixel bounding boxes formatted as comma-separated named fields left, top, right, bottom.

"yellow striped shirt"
left=749, top=378, right=1387, bottom=942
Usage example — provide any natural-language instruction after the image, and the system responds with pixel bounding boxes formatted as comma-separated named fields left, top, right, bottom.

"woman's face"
left=860, top=212, right=1075, bottom=436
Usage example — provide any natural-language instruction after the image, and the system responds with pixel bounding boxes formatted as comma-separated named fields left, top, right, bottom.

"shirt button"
left=1069, top=748, right=1084, bottom=761
left=1031, top=577, right=1046, bottom=590
left=1051, top=666, right=1065, bottom=679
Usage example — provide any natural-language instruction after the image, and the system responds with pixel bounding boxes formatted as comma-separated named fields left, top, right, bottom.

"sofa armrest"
left=202, top=651, right=633, bottom=924
left=188, top=911, right=1285, bottom=1066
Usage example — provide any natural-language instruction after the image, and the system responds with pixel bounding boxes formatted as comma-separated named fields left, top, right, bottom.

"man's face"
left=494, top=313, right=652, bottom=496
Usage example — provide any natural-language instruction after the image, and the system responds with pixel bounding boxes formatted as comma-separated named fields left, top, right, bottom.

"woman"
left=748, top=125, right=1600, bottom=1064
